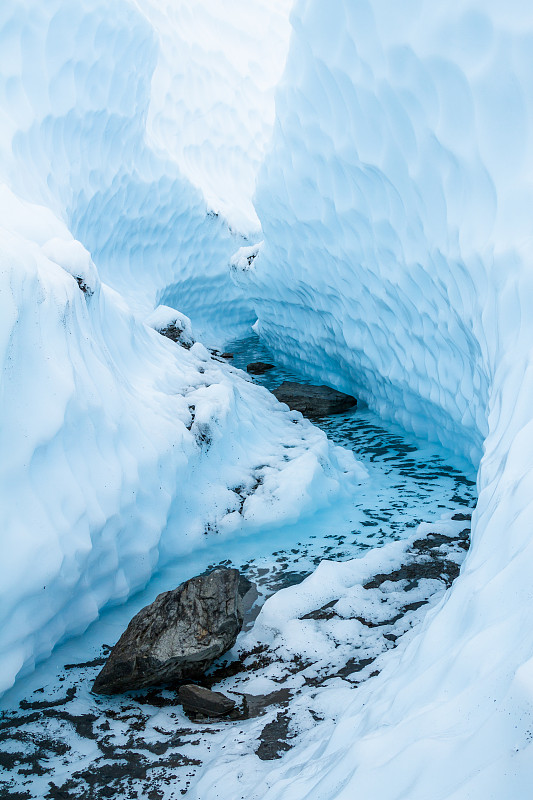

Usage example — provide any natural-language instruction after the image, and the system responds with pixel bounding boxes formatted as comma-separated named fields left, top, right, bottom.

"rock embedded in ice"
left=92, top=568, right=245, bottom=695
left=273, top=382, right=357, bottom=417
left=145, top=305, right=195, bottom=348
left=247, top=362, right=275, bottom=374
left=178, top=684, right=236, bottom=717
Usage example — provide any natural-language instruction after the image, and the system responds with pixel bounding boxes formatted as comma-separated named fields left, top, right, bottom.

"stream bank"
left=0, top=333, right=476, bottom=800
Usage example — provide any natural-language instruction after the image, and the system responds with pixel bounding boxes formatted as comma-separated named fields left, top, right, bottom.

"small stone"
left=273, top=382, right=357, bottom=417
left=246, top=361, right=275, bottom=374
left=179, top=684, right=235, bottom=717
left=158, top=322, right=193, bottom=349
left=221, top=352, right=234, bottom=359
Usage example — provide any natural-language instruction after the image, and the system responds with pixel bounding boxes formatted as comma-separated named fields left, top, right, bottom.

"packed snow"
left=134, top=0, right=293, bottom=234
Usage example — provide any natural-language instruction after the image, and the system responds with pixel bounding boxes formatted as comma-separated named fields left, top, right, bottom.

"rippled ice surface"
left=0, top=334, right=476, bottom=799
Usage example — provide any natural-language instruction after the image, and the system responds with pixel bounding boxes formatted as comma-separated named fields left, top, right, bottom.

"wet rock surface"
left=157, top=321, right=193, bottom=349
left=247, top=361, right=275, bottom=374
left=256, top=712, right=292, bottom=760
left=273, top=381, right=357, bottom=416
left=92, top=567, right=245, bottom=695
left=178, top=685, right=235, bottom=717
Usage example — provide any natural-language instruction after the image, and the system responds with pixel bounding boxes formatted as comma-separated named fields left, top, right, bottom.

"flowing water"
left=0, top=333, right=476, bottom=800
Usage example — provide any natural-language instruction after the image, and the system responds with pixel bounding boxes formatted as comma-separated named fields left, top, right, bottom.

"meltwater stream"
left=0, top=334, right=476, bottom=800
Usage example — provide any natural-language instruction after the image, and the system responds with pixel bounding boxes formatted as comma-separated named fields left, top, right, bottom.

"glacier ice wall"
left=0, top=0, right=291, bottom=340
left=226, top=1, right=533, bottom=798
left=135, top=0, right=293, bottom=235
left=238, top=0, right=533, bottom=463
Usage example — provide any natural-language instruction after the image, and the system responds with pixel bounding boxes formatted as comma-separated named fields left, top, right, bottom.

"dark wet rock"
left=237, top=688, right=291, bottom=720
left=256, top=712, right=292, bottom=760
left=247, top=361, right=274, bottom=374
left=237, top=573, right=254, bottom=600
left=300, top=600, right=338, bottom=621
left=364, top=528, right=469, bottom=592
left=273, top=382, right=357, bottom=417
left=74, top=276, right=94, bottom=296
left=178, top=684, right=235, bottom=717
left=19, top=687, right=76, bottom=710
left=220, top=352, right=234, bottom=359
left=451, top=512, right=472, bottom=521
left=335, top=657, right=375, bottom=680
left=92, top=568, right=246, bottom=695
left=157, top=320, right=193, bottom=349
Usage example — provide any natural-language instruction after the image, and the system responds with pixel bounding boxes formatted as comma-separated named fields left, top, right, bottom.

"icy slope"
left=0, top=0, right=292, bottom=340
left=0, top=186, right=363, bottom=694
left=226, top=1, right=533, bottom=798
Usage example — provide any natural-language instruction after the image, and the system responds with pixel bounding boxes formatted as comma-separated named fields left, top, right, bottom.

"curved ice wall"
left=135, top=0, right=293, bottom=235
left=241, top=0, right=533, bottom=463
left=0, top=0, right=291, bottom=339
left=230, top=1, right=533, bottom=797
left=0, top=0, right=357, bottom=695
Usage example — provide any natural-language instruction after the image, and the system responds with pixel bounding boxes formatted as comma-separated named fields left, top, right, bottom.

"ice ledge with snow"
left=0, top=186, right=366, bottom=695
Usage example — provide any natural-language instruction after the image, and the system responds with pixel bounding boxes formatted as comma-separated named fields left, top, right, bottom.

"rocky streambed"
left=0, top=333, right=476, bottom=800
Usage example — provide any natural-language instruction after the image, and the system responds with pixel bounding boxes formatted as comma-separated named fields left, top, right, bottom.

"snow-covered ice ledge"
left=0, top=186, right=365, bottom=695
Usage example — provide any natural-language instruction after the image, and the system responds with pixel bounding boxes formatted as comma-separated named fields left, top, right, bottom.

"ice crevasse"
left=2, top=0, right=533, bottom=798
left=0, top=0, right=362, bottom=695
left=224, top=1, right=533, bottom=798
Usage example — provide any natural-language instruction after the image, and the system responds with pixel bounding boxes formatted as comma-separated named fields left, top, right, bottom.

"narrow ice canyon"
left=1, top=1, right=533, bottom=799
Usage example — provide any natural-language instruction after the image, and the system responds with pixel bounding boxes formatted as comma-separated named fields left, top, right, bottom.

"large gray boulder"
left=273, top=382, right=357, bottom=417
left=92, top=568, right=247, bottom=695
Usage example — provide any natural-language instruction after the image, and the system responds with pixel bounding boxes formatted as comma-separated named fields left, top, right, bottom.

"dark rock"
left=451, top=512, right=472, bottom=521
left=220, top=352, right=234, bottom=359
left=178, top=684, right=235, bottom=717
left=272, top=382, right=357, bottom=417
left=158, top=321, right=193, bottom=349
left=256, top=712, right=292, bottom=760
left=92, top=568, right=245, bottom=695
left=237, top=573, right=254, bottom=601
left=74, top=276, right=94, bottom=296
left=246, top=361, right=275, bottom=374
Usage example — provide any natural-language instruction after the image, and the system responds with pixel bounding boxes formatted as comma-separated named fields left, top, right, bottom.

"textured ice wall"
left=238, top=1, right=533, bottom=462
left=134, top=0, right=293, bottom=235
left=0, top=0, right=291, bottom=340
left=227, top=1, right=533, bottom=798
left=0, top=186, right=362, bottom=694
